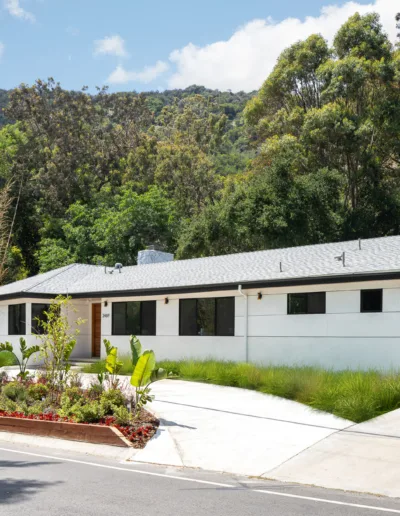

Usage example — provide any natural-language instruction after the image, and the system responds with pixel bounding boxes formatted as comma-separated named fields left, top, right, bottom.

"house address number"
left=102, top=313, right=110, bottom=318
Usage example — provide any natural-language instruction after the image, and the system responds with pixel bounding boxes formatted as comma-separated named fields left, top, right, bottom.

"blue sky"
left=0, top=0, right=395, bottom=92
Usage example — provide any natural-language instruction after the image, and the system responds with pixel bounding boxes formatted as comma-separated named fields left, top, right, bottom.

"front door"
left=91, top=303, right=101, bottom=358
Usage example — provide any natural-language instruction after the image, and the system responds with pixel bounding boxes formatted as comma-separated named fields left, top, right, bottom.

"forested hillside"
left=0, top=12, right=399, bottom=282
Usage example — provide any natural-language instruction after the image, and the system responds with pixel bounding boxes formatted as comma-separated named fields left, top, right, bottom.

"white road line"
left=0, top=447, right=233, bottom=488
left=1, top=446, right=399, bottom=513
left=254, top=489, right=400, bottom=514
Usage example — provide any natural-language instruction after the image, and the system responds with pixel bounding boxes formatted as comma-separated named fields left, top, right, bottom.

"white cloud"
left=4, top=0, right=35, bottom=22
left=168, top=0, right=397, bottom=91
left=94, top=35, right=128, bottom=58
left=107, top=61, right=169, bottom=84
left=0, top=42, right=4, bottom=60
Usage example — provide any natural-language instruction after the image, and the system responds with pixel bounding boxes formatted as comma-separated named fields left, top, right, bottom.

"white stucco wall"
left=3, top=279, right=400, bottom=371
left=99, top=281, right=400, bottom=370
left=0, top=298, right=91, bottom=362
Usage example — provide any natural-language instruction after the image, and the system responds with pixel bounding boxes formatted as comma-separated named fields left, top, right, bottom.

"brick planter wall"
left=0, top=417, right=132, bottom=447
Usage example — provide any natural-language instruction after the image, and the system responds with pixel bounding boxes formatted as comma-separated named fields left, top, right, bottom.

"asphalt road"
left=1, top=442, right=400, bottom=515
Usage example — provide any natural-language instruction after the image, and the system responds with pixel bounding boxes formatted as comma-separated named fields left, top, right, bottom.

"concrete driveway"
left=133, top=379, right=352, bottom=477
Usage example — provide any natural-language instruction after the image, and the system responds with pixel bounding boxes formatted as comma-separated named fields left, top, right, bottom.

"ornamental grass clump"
left=157, top=359, right=400, bottom=423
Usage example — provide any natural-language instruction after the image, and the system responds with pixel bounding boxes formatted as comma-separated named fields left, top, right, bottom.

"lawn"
left=82, top=358, right=400, bottom=423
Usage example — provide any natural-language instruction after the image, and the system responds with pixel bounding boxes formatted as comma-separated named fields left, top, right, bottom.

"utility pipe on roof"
left=238, top=284, right=248, bottom=363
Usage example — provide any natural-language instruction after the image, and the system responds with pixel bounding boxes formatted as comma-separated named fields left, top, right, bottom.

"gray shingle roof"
left=1, top=236, right=400, bottom=298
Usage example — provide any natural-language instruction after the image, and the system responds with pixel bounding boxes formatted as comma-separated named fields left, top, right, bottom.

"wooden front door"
left=92, top=303, right=101, bottom=358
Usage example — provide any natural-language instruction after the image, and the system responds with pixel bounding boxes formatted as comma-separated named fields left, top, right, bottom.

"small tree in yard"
left=37, top=296, right=85, bottom=392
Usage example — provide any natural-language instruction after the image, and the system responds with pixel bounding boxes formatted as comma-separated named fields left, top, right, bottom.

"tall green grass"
left=156, top=360, right=400, bottom=423
left=81, top=355, right=133, bottom=376
left=81, top=357, right=400, bottom=423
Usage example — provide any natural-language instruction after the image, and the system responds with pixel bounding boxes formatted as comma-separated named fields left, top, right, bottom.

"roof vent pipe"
left=359, top=238, right=362, bottom=250
left=335, top=252, right=346, bottom=267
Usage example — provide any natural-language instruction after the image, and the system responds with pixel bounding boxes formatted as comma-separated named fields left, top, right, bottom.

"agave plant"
left=0, top=338, right=40, bottom=380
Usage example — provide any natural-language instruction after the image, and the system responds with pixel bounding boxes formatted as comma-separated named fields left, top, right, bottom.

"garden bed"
left=83, top=358, right=400, bottom=423
left=0, top=408, right=159, bottom=448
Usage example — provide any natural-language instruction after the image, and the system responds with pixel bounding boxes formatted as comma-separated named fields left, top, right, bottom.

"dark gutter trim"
left=2, top=270, right=400, bottom=301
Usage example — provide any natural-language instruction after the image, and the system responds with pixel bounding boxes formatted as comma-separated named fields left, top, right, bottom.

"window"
left=216, top=297, right=235, bottom=336
left=112, top=301, right=156, bottom=336
left=179, top=297, right=235, bottom=336
left=288, top=292, right=326, bottom=314
left=8, top=304, right=26, bottom=335
left=31, top=304, right=50, bottom=334
left=360, top=289, right=382, bottom=313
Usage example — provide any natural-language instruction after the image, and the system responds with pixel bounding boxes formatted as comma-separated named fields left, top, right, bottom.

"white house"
left=1, top=236, right=400, bottom=371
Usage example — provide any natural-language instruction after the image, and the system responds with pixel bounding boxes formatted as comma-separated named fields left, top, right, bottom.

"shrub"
left=72, top=401, right=104, bottom=423
left=62, top=387, right=84, bottom=404
left=27, top=401, right=47, bottom=416
left=2, top=382, right=27, bottom=402
left=0, top=394, right=17, bottom=412
left=27, top=383, right=49, bottom=401
left=112, top=405, right=131, bottom=425
left=100, top=389, right=125, bottom=409
left=15, top=402, right=29, bottom=415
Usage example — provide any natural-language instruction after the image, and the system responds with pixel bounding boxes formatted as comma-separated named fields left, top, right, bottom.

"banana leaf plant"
left=0, top=338, right=40, bottom=380
left=129, top=336, right=169, bottom=416
left=103, top=339, right=122, bottom=389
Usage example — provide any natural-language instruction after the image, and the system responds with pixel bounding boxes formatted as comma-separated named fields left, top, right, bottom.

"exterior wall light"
left=164, top=297, right=169, bottom=304
left=257, top=292, right=262, bottom=300
left=104, top=301, right=108, bottom=307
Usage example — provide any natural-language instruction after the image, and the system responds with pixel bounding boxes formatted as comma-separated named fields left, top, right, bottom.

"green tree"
left=245, top=13, right=400, bottom=240
left=36, top=186, right=177, bottom=271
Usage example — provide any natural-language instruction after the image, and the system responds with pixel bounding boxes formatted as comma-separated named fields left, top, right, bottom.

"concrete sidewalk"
left=269, top=408, right=400, bottom=498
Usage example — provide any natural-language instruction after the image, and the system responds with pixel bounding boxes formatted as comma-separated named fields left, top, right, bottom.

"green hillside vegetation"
left=0, top=12, right=399, bottom=281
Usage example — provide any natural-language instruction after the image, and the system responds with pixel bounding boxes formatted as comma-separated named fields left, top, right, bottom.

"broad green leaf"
left=130, top=350, right=155, bottom=388
left=103, top=339, right=113, bottom=356
left=22, top=344, right=40, bottom=360
left=150, top=367, right=167, bottom=383
left=19, top=337, right=27, bottom=355
left=0, top=351, right=16, bottom=367
left=130, top=335, right=142, bottom=367
left=106, top=347, right=122, bottom=375
left=0, top=342, right=14, bottom=353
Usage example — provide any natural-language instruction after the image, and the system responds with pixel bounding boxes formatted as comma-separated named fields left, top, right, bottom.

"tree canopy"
left=0, top=12, right=399, bottom=280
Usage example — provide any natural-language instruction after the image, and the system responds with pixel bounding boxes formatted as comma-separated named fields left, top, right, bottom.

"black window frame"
left=112, top=301, right=156, bottom=336
left=179, top=297, right=235, bottom=337
left=8, top=303, right=26, bottom=335
left=31, top=303, right=50, bottom=335
left=287, top=292, right=326, bottom=315
left=360, top=289, right=383, bottom=313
